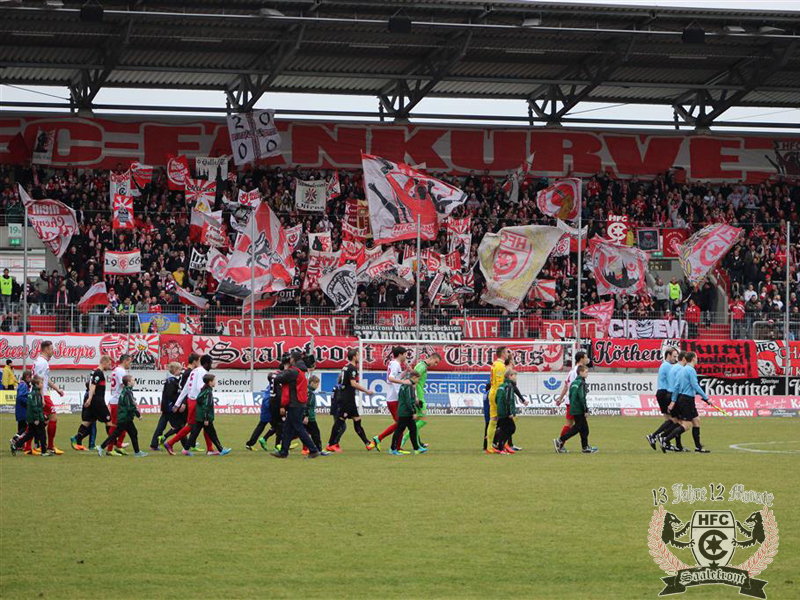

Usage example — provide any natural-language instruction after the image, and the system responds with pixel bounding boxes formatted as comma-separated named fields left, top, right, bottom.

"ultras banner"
left=0, top=333, right=160, bottom=369
left=2, top=115, right=794, bottom=182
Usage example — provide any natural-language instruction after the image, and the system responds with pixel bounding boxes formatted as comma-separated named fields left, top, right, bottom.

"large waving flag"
left=678, top=223, right=743, bottom=284
left=217, top=202, right=295, bottom=298
left=588, top=237, right=649, bottom=297
left=536, top=178, right=581, bottom=221
left=174, top=286, right=209, bottom=310
left=112, top=194, right=134, bottom=230
left=478, top=225, right=563, bottom=311
left=18, top=184, right=78, bottom=259
left=185, top=178, right=216, bottom=213
left=77, top=282, right=108, bottom=313
left=362, top=153, right=466, bottom=244
left=582, top=300, right=615, bottom=336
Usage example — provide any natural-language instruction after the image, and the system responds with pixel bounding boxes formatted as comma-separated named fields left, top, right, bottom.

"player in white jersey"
left=107, top=354, right=132, bottom=454
left=369, top=346, right=411, bottom=452
left=553, top=350, right=589, bottom=453
left=165, top=354, right=214, bottom=455
left=33, top=340, right=65, bottom=454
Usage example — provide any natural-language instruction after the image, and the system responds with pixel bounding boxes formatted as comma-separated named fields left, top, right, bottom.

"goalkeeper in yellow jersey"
left=485, top=346, right=510, bottom=454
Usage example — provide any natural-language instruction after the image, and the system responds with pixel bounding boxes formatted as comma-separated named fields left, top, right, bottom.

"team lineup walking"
left=10, top=340, right=725, bottom=458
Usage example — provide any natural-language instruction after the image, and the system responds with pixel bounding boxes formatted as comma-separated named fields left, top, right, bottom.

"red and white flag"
left=174, top=286, right=209, bottom=310
left=77, top=282, right=108, bottom=313
left=501, top=154, right=534, bottom=203
left=342, top=197, right=371, bottom=240
left=112, top=194, right=134, bottom=230
left=167, top=154, right=190, bottom=190
left=606, top=214, right=630, bottom=244
left=104, top=250, right=141, bottom=275
left=190, top=210, right=227, bottom=248
left=130, top=162, right=153, bottom=195
left=552, top=235, right=571, bottom=257
left=362, top=153, right=466, bottom=244
left=285, top=224, right=303, bottom=249
left=185, top=178, right=216, bottom=212
left=536, top=178, right=581, bottom=221
left=678, top=223, right=743, bottom=284
left=17, top=184, right=78, bottom=259
left=327, top=171, right=341, bottom=200
left=588, top=237, right=648, bottom=297
left=529, top=279, right=557, bottom=303
left=217, top=202, right=295, bottom=298
left=238, top=189, right=261, bottom=208
left=582, top=300, right=615, bottom=337
left=662, top=228, right=689, bottom=258
left=109, top=170, right=131, bottom=203
left=304, top=250, right=341, bottom=291
left=339, top=240, right=367, bottom=268
left=206, top=247, right=229, bottom=282
left=451, top=270, right=474, bottom=293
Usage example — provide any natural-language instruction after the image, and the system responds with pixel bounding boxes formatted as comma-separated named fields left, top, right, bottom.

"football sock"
left=378, top=422, right=397, bottom=442
left=403, top=419, right=427, bottom=447
left=328, top=419, right=344, bottom=446
left=116, top=430, right=127, bottom=448
left=483, top=421, right=489, bottom=450
left=486, top=420, right=498, bottom=450
left=353, top=421, right=370, bottom=445
left=47, top=420, right=57, bottom=449
left=653, top=420, right=673, bottom=437
left=75, top=424, right=91, bottom=443
left=560, top=425, right=571, bottom=438
left=661, top=423, right=684, bottom=443
left=89, top=423, right=97, bottom=447
left=692, top=427, right=701, bottom=448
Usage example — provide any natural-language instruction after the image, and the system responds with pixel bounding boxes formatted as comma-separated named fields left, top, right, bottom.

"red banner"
left=215, top=315, right=351, bottom=337
left=1, top=116, right=789, bottom=182
left=755, top=340, right=800, bottom=377
left=0, top=333, right=159, bottom=369
left=590, top=339, right=664, bottom=369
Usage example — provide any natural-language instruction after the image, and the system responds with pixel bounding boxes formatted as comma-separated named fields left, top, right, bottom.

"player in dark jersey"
left=246, top=354, right=290, bottom=450
left=70, top=356, right=112, bottom=451
left=325, top=348, right=375, bottom=452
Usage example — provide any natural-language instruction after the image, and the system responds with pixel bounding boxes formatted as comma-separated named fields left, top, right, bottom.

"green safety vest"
left=0, top=276, right=12, bottom=296
left=668, top=283, right=681, bottom=300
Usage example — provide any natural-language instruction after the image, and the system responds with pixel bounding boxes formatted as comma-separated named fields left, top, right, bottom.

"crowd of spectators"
left=1, top=160, right=799, bottom=337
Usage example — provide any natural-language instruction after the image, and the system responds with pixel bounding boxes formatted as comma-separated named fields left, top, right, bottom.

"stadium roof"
left=1, top=0, right=799, bottom=127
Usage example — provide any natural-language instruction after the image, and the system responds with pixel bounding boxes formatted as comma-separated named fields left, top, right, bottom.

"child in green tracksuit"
left=391, top=371, right=427, bottom=455
left=495, top=370, right=518, bottom=453
left=303, top=375, right=322, bottom=453
left=11, top=375, right=48, bottom=456
left=186, top=374, right=231, bottom=456
left=99, top=375, right=146, bottom=457
left=554, top=365, right=597, bottom=453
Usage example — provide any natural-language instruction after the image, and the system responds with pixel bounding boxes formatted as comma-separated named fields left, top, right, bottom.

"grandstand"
left=1, top=1, right=799, bottom=599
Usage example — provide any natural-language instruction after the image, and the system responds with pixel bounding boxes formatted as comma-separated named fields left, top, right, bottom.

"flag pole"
left=785, top=222, right=791, bottom=396
left=416, top=213, right=421, bottom=339
left=575, top=199, right=583, bottom=355
left=22, top=202, right=28, bottom=370
left=250, top=207, right=255, bottom=395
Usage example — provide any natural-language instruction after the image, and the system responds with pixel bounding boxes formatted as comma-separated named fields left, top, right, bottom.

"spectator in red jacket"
left=729, top=295, right=746, bottom=339
left=685, top=299, right=701, bottom=339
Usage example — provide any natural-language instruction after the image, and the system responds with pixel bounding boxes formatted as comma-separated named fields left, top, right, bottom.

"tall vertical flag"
left=112, top=194, right=135, bottom=230
left=295, top=179, right=327, bottom=212
left=477, top=225, right=564, bottom=311
left=362, top=153, right=466, bottom=244
left=327, top=171, right=341, bottom=201
left=167, top=154, right=190, bottom=190
left=217, top=202, right=295, bottom=298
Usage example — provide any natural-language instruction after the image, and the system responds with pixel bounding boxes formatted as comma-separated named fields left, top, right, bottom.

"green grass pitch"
left=1, top=414, right=798, bottom=599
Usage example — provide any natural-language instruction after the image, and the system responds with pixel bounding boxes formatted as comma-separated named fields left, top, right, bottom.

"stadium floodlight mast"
left=356, top=338, right=578, bottom=412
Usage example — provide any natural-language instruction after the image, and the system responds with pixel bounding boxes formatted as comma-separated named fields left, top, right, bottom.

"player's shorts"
left=43, top=395, right=55, bottom=416
left=675, top=394, right=699, bottom=421
left=339, top=397, right=359, bottom=419
left=386, top=400, right=398, bottom=421
left=81, top=399, right=110, bottom=423
left=656, top=390, right=672, bottom=415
